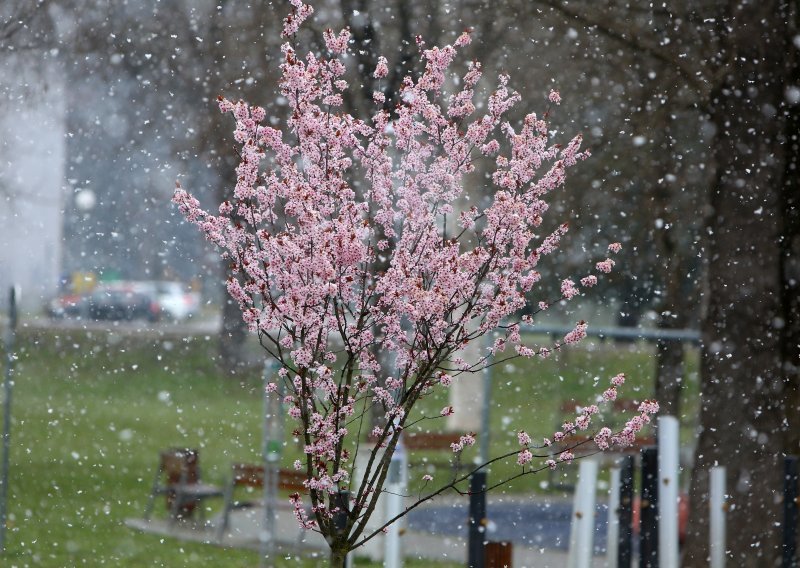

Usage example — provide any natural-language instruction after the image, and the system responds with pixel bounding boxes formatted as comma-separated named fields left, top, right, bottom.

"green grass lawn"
left=0, top=325, right=698, bottom=566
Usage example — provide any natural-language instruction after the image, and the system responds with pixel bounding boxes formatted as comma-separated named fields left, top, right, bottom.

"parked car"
left=139, top=281, right=200, bottom=321
left=87, top=286, right=160, bottom=322
left=46, top=293, right=88, bottom=319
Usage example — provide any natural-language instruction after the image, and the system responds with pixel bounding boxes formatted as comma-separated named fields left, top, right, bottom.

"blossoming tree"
left=174, top=1, right=657, bottom=563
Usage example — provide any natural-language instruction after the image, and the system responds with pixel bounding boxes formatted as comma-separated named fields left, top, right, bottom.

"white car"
left=128, top=281, right=201, bottom=322
left=152, top=281, right=201, bottom=321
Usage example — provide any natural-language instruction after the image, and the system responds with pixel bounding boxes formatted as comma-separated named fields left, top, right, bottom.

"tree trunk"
left=219, top=293, right=247, bottom=375
left=683, top=3, right=790, bottom=565
left=654, top=338, right=684, bottom=418
left=330, top=547, right=348, bottom=568
left=780, top=0, right=800, bottom=458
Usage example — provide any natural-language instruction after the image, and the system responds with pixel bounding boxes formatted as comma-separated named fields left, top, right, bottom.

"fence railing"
left=521, top=324, right=700, bottom=344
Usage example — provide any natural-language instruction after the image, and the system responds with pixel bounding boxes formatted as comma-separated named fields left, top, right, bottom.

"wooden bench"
left=402, top=431, right=469, bottom=477
left=216, top=463, right=309, bottom=540
left=143, top=448, right=225, bottom=524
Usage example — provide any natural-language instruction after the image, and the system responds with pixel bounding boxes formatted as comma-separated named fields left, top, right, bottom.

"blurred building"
left=0, top=54, right=66, bottom=312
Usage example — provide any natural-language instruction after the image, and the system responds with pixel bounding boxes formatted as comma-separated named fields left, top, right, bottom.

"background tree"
left=527, top=1, right=799, bottom=564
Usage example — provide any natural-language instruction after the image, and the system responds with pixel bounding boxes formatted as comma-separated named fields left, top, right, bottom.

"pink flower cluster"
left=514, top=372, right=658, bottom=467
left=450, top=433, right=476, bottom=453
left=612, top=400, right=660, bottom=447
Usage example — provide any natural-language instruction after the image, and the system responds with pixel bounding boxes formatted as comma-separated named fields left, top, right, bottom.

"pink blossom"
left=558, top=451, right=574, bottom=463
left=580, top=275, right=598, bottom=287
left=564, top=321, right=588, bottom=344
left=594, top=427, right=612, bottom=450
left=546, top=459, right=557, bottom=470
left=602, top=387, right=618, bottom=402
left=454, top=30, right=472, bottom=47
left=422, top=474, right=433, bottom=482
left=561, top=278, right=579, bottom=299
left=323, top=27, right=350, bottom=54
left=548, top=89, right=561, bottom=104
left=517, top=431, right=532, bottom=446
left=440, top=406, right=454, bottom=417
left=451, top=433, right=476, bottom=452
left=374, top=56, right=389, bottom=79
left=608, top=242, right=622, bottom=253
left=638, top=400, right=660, bottom=415
left=596, top=258, right=616, bottom=273
left=611, top=373, right=626, bottom=386
left=517, top=449, right=533, bottom=465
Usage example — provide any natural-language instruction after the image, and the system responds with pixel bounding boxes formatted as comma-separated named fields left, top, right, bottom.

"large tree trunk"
left=781, top=0, right=800, bottom=459
left=683, top=3, right=790, bottom=565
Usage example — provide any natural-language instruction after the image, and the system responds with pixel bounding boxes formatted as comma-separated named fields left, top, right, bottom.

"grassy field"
left=0, top=324, right=698, bottom=566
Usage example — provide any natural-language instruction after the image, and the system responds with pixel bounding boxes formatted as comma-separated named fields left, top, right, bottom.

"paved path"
left=407, top=495, right=610, bottom=553
left=127, top=494, right=615, bottom=567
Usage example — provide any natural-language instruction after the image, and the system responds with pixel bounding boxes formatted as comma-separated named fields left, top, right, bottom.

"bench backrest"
left=160, top=448, right=200, bottom=485
left=403, top=432, right=464, bottom=450
left=230, top=463, right=308, bottom=493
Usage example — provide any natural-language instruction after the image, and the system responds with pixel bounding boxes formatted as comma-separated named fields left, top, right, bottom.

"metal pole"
left=618, top=455, right=634, bottom=568
left=607, top=465, right=621, bottom=567
left=784, top=456, right=798, bottom=568
left=657, top=417, right=679, bottom=568
left=709, top=466, right=727, bottom=568
left=259, top=359, right=281, bottom=568
left=468, top=471, right=487, bottom=568
left=640, top=447, right=659, bottom=568
left=0, top=286, right=18, bottom=553
left=479, top=337, right=492, bottom=465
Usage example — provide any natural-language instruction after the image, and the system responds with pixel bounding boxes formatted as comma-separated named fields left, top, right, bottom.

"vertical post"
left=606, top=465, right=621, bottom=567
left=479, top=357, right=492, bottom=465
left=0, top=286, right=18, bottom=553
left=259, top=359, right=282, bottom=568
left=468, top=471, right=487, bottom=568
left=784, top=456, right=798, bottom=568
left=657, top=417, right=679, bottom=568
left=384, top=438, right=406, bottom=568
left=618, top=455, right=635, bottom=568
left=568, top=459, right=598, bottom=568
left=709, top=466, right=726, bottom=568
left=640, top=447, right=659, bottom=568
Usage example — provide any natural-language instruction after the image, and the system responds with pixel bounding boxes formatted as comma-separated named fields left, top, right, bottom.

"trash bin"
left=485, top=540, right=513, bottom=568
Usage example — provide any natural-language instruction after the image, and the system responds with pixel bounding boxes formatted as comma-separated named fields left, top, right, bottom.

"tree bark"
left=780, top=0, right=800, bottom=457
left=330, top=547, right=348, bottom=568
left=683, top=3, right=790, bottom=565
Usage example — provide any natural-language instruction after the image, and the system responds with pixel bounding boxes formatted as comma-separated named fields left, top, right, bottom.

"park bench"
left=143, top=448, right=225, bottom=524
left=402, top=431, right=470, bottom=477
left=216, top=463, right=309, bottom=541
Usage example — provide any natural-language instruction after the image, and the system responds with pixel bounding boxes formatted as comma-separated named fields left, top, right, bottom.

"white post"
left=709, top=466, right=727, bottom=568
left=658, top=415, right=680, bottom=568
left=568, top=458, right=598, bottom=568
left=605, top=465, right=621, bottom=567
left=384, top=441, right=407, bottom=568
